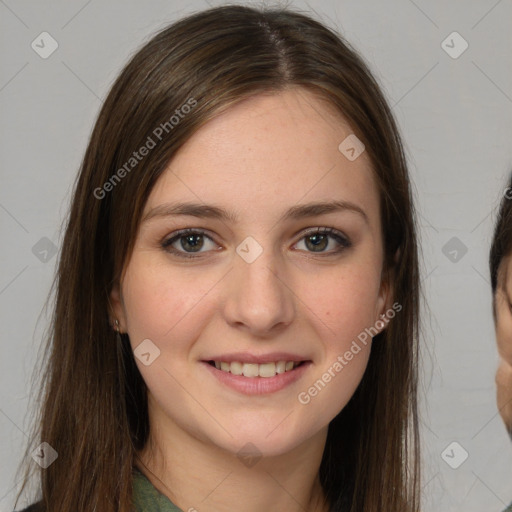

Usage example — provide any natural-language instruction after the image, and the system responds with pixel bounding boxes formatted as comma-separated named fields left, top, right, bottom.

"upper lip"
left=203, top=352, right=311, bottom=364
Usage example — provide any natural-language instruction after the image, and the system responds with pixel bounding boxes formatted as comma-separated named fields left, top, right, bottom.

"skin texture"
left=111, top=88, right=393, bottom=512
left=494, top=256, right=512, bottom=437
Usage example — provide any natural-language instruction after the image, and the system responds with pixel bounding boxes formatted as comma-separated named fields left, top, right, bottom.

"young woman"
left=14, top=5, right=421, bottom=512
left=489, top=173, right=512, bottom=512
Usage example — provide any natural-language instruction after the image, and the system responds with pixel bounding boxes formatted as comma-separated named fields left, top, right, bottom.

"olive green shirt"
left=132, top=467, right=183, bottom=512
left=18, top=472, right=512, bottom=511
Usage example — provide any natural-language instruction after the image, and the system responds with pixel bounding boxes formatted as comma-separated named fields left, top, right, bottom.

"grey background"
left=1, top=0, right=511, bottom=510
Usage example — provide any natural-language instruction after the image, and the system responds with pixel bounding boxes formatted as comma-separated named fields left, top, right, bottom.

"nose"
left=222, top=243, right=295, bottom=337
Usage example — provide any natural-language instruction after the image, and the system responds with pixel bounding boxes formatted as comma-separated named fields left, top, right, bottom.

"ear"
left=109, top=280, right=127, bottom=333
left=374, top=248, right=399, bottom=334
left=375, top=272, right=393, bottom=321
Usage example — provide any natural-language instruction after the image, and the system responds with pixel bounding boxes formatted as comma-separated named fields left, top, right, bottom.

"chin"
left=223, top=438, right=302, bottom=461
left=218, top=417, right=326, bottom=462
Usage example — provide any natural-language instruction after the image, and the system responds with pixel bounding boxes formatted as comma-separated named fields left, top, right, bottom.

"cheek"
left=121, top=249, right=384, bottom=368
left=293, top=266, right=379, bottom=411
left=121, top=257, right=219, bottom=343
left=496, top=360, right=512, bottom=431
left=496, top=316, right=512, bottom=365
left=120, top=258, right=220, bottom=406
left=303, top=263, right=383, bottom=338
left=118, top=246, right=382, bottom=450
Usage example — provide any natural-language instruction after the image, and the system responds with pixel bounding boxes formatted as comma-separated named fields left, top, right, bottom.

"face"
left=111, top=88, right=393, bottom=458
left=494, top=256, right=512, bottom=437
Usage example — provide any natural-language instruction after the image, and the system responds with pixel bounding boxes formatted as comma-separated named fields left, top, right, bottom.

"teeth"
left=243, top=363, right=259, bottom=378
left=258, top=362, right=276, bottom=378
left=230, top=361, right=243, bottom=375
left=213, top=360, right=301, bottom=378
left=275, top=361, right=286, bottom=374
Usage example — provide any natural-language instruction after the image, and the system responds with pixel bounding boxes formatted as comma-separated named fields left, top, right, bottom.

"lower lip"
left=201, top=361, right=312, bottom=395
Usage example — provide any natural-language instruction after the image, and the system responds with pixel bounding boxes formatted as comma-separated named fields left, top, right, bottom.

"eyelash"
left=160, top=227, right=352, bottom=259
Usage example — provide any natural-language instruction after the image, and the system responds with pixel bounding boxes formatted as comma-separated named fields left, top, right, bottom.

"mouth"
left=201, top=356, right=312, bottom=395
left=206, top=360, right=307, bottom=378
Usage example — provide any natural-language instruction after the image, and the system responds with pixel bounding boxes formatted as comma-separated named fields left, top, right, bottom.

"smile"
left=203, top=359, right=311, bottom=395
left=209, top=360, right=303, bottom=378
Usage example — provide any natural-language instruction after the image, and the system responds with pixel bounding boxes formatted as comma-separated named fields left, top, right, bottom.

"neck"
left=135, top=415, right=330, bottom=512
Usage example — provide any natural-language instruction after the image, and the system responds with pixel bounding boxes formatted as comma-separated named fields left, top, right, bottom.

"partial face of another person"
left=111, top=88, right=393, bottom=457
left=494, top=255, right=512, bottom=437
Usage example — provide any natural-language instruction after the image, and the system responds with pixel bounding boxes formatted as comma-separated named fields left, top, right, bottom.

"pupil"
left=182, top=234, right=203, bottom=252
left=306, top=234, right=327, bottom=252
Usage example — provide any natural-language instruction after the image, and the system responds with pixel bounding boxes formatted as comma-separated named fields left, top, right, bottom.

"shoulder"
left=16, top=502, right=44, bottom=512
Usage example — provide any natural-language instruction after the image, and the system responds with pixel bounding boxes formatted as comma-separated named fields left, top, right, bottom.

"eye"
left=161, top=227, right=351, bottom=259
left=293, top=227, right=351, bottom=255
left=161, top=229, right=219, bottom=259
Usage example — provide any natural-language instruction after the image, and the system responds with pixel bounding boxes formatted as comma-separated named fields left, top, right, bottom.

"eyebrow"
left=142, top=200, right=369, bottom=225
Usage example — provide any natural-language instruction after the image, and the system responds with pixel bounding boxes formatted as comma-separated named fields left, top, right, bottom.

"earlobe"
left=375, top=286, right=391, bottom=328
left=379, top=247, right=401, bottom=318
left=109, top=281, right=126, bottom=332
left=374, top=265, right=395, bottom=334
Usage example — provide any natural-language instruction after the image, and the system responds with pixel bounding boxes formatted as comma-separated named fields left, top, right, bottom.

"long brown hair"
left=490, top=172, right=512, bottom=312
left=14, top=5, right=420, bottom=511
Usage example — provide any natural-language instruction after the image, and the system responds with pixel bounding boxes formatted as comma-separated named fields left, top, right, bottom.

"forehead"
left=145, top=88, right=380, bottom=227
